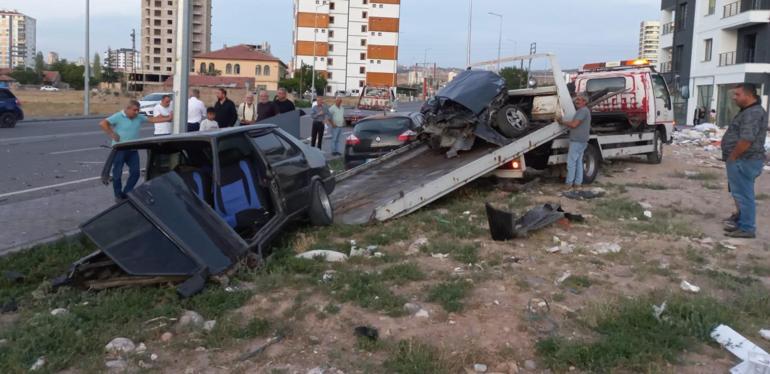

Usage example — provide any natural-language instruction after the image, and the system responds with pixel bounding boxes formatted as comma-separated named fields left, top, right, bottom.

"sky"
left=4, top=0, right=661, bottom=70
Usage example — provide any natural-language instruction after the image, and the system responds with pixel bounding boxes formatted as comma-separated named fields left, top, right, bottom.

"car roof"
left=359, top=112, right=415, bottom=121
left=114, top=123, right=277, bottom=149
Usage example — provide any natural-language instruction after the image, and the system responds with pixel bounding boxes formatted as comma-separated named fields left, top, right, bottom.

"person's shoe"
left=723, top=224, right=739, bottom=232
left=722, top=213, right=739, bottom=225
left=724, top=230, right=756, bottom=239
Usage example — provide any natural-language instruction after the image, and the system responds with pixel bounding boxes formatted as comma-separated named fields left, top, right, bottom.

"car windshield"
left=142, top=93, right=171, bottom=101
left=355, top=117, right=411, bottom=133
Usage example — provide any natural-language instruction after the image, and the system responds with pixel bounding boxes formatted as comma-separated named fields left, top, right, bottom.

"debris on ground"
left=679, top=280, right=701, bottom=293
left=105, top=359, right=128, bottom=370
left=160, top=332, right=173, bottom=342
left=30, top=356, right=46, bottom=371
left=203, top=320, right=216, bottom=332
left=353, top=326, right=379, bottom=341
left=652, top=301, right=667, bottom=322
left=176, top=310, right=205, bottom=332
left=237, top=335, right=284, bottom=362
left=105, top=337, right=136, bottom=355
left=711, top=324, right=770, bottom=374
left=322, top=270, right=336, bottom=283
left=760, top=329, right=770, bottom=341
left=403, top=302, right=422, bottom=315
left=554, top=271, right=572, bottom=286
left=50, top=308, right=69, bottom=316
left=485, top=203, right=582, bottom=241
left=295, top=250, right=348, bottom=263
left=590, top=242, right=622, bottom=255
left=473, top=363, right=488, bottom=372
left=643, top=210, right=653, bottom=219
left=407, top=237, right=429, bottom=256
left=562, top=187, right=607, bottom=200
left=415, top=309, right=430, bottom=318
left=135, top=343, right=147, bottom=354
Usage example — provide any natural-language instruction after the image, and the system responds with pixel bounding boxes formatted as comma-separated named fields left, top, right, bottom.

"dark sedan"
left=344, top=112, right=423, bottom=169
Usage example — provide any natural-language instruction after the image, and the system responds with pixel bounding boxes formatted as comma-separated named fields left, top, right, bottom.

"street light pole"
left=466, top=0, right=473, bottom=68
left=489, top=12, right=503, bottom=73
left=311, top=4, right=320, bottom=98
left=171, top=0, right=191, bottom=134
left=84, top=0, right=90, bottom=115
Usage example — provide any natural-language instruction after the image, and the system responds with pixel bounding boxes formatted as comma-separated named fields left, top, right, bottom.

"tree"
left=50, top=60, right=86, bottom=90
left=101, top=67, right=122, bottom=83
left=9, top=67, right=41, bottom=85
left=92, top=53, right=103, bottom=82
left=499, top=67, right=529, bottom=90
left=34, top=52, right=45, bottom=74
left=278, top=64, right=328, bottom=96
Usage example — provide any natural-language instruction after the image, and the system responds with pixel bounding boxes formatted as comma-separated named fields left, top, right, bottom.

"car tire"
left=495, top=104, right=530, bottom=138
left=646, top=130, right=663, bottom=164
left=0, top=112, right=17, bottom=128
left=582, top=143, right=602, bottom=184
left=309, top=180, right=333, bottom=226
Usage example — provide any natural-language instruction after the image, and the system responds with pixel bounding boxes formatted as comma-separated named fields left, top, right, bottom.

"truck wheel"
left=309, top=181, right=333, bottom=226
left=582, top=143, right=602, bottom=184
left=646, top=130, right=663, bottom=164
left=0, top=112, right=17, bottom=128
left=495, top=104, right=530, bottom=138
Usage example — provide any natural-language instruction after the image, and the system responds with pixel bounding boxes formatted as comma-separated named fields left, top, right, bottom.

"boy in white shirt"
left=152, top=95, right=173, bottom=135
left=199, top=107, right=219, bottom=132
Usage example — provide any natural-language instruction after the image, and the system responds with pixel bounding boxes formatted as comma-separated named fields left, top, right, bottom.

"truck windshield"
left=586, top=77, right=626, bottom=94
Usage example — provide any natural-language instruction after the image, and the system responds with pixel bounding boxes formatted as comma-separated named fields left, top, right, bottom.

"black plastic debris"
left=354, top=326, right=379, bottom=341
left=485, top=203, right=580, bottom=241
left=562, top=188, right=606, bottom=200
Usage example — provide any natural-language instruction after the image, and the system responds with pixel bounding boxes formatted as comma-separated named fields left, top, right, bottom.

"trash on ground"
left=237, top=334, right=284, bottom=362
left=554, top=271, right=572, bottom=286
left=354, top=326, right=379, bottom=341
left=643, top=210, right=653, bottom=219
left=431, top=253, right=450, bottom=259
left=105, top=337, right=136, bottom=354
left=322, top=270, right=336, bottom=283
left=562, top=187, right=606, bottom=200
left=638, top=202, right=653, bottom=210
left=759, top=329, right=770, bottom=341
left=50, top=308, right=69, bottom=316
left=295, top=250, right=348, bottom=263
left=415, top=309, right=430, bottom=318
left=590, top=242, right=622, bottom=255
left=711, top=324, right=770, bottom=374
left=652, top=301, right=667, bottom=322
left=30, top=356, right=46, bottom=371
left=485, top=203, right=582, bottom=241
left=407, top=237, right=429, bottom=255
left=679, top=280, right=701, bottom=293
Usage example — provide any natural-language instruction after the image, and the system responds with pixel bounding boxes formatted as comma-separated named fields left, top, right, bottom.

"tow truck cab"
left=573, top=58, right=675, bottom=142
left=345, top=86, right=398, bottom=125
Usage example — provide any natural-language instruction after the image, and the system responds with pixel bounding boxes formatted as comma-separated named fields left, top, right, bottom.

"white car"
left=138, top=92, right=173, bottom=116
left=40, top=85, right=59, bottom=91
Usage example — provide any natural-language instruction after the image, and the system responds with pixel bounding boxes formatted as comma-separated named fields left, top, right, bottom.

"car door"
left=651, top=74, right=674, bottom=125
left=250, top=131, right=310, bottom=213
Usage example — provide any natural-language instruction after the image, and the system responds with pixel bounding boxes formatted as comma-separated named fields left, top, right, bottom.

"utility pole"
left=84, top=0, right=90, bottom=115
left=466, top=0, right=473, bottom=68
left=130, top=29, right=136, bottom=93
left=488, top=12, right=503, bottom=73
left=171, top=0, right=191, bottom=134
left=311, top=3, right=321, bottom=98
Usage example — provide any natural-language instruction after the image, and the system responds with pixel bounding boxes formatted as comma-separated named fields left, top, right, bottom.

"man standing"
left=722, top=83, right=767, bottom=239
left=328, top=96, right=346, bottom=156
left=256, top=90, right=279, bottom=121
left=187, top=88, right=206, bottom=132
left=213, top=88, right=237, bottom=128
left=152, top=95, right=173, bottom=136
left=558, top=93, right=591, bottom=190
left=99, top=100, right=172, bottom=202
left=238, top=93, right=257, bottom=126
left=274, top=87, right=296, bottom=114
left=311, top=96, right=330, bottom=149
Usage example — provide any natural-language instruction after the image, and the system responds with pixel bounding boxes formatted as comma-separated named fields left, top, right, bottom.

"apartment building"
left=292, top=0, right=401, bottom=94
left=659, top=0, right=770, bottom=126
left=138, top=0, right=212, bottom=86
left=47, top=51, right=59, bottom=65
left=0, top=9, right=36, bottom=69
left=639, top=21, right=661, bottom=65
left=104, top=48, right=141, bottom=72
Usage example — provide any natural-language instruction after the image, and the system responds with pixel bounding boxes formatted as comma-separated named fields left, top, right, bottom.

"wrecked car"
left=420, top=70, right=563, bottom=157
left=57, top=125, right=335, bottom=296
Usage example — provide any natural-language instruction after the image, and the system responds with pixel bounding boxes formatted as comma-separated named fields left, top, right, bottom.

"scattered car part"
left=712, top=324, right=770, bottom=374
left=354, top=326, right=379, bottom=341
left=295, top=250, right=348, bottom=263
left=562, top=187, right=607, bottom=200
left=485, top=203, right=580, bottom=241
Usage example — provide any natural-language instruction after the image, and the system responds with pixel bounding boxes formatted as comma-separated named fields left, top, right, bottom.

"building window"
left=360, top=53, right=366, bottom=60
left=255, top=65, right=262, bottom=75
left=360, top=39, right=367, bottom=46
left=329, top=2, right=335, bottom=10
left=200, top=62, right=206, bottom=73
left=676, top=3, right=688, bottom=31
left=359, top=80, right=365, bottom=87
left=360, top=66, right=366, bottom=74
left=328, top=58, right=334, bottom=65
left=329, top=16, right=335, bottom=24
left=361, top=25, right=367, bottom=32
left=329, top=30, right=335, bottom=37
left=326, top=86, right=332, bottom=93
left=234, top=64, right=240, bottom=74
left=226, top=63, right=232, bottom=74
left=707, top=0, right=715, bottom=15
left=329, top=44, right=334, bottom=52
left=208, top=63, right=214, bottom=72
left=704, top=39, right=713, bottom=61
left=327, top=72, right=333, bottom=79
left=362, top=11, right=368, bottom=18
left=263, top=65, right=271, bottom=76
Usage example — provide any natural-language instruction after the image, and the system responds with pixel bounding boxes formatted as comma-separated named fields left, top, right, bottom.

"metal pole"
left=84, top=0, right=90, bottom=115
left=171, top=0, right=191, bottom=134
left=311, top=4, right=319, bottom=97
left=488, top=12, right=503, bottom=73
left=466, top=0, right=473, bottom=68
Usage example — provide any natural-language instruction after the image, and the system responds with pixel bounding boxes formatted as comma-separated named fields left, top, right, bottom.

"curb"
left=22, top=115, right=105, bottom=123
left=0, top=228, right=82, bottom=258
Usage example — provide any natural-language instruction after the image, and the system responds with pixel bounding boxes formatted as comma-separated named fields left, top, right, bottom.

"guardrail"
left=723, top=1, right=741, bottom=18
left=719, top=51, right=736, bottom=66
left=659, top=61, right=672, bottom=73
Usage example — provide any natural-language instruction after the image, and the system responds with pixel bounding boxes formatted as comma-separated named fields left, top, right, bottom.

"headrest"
left=219, top=148, right=245, bottom=166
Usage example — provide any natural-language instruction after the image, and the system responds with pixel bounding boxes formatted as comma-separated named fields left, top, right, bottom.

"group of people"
left=310, top=96, right=346, bottom=155
left=559, top=83, right=766, bottom=239
left=98, top=87, right=297, bottom=202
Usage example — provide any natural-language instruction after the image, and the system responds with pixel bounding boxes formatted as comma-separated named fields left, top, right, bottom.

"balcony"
left=719, top=51, right=736, bottom=66
left=721, top=0, right=770, bottom=29
left=661, top=21, right=675, bottom=35
left=659, top=61, right=672, bottom=73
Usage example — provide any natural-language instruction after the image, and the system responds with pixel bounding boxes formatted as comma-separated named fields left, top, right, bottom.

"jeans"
left=566, top=141, right=588, bottom=186
left=112, top=150, right=140, bottom=199
left=187, top=122, right=200, bottom=132
left=726, top=159, right=764, bottom=233
left=331, top=127, right=344, bottom=154
left=311, top=121, right=325, bottom=149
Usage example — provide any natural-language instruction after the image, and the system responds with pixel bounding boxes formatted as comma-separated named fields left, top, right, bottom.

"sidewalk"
left=21, top=115, right=105, bottom=123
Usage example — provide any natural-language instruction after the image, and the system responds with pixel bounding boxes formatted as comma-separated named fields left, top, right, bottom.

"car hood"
left=434, top=70, right=505, bottom=114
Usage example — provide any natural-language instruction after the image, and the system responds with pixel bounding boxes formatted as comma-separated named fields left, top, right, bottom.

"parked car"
left=40, top=85, right=60, bottom=91
left=138, top=92, right=174, bottom=116
left=60, top=124, right=335, bottom=296
left=0, top=88, right=23, bottom=128
left=344, top=112, right=423, bottom=169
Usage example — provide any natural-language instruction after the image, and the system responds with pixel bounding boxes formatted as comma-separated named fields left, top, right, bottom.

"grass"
left=424, top=240, right=479, bottom=264
left=383, top=340, right=450, bottom=374
left=560, top=275, right=593, bottom=294
left=625, top=182, right=669, bottom=190
left=702, top=182, right=722, bottom=190
left=327, top=269, right=408, bottom=317
left=593, top=198, right=646, bottom=221
left=672, top=171, right=720, bottom=181
left=380, top=263, right=425, bottom=285
left=626, top=211, right=702, bottom=238
left=426, top=280, right=473, bottom=313
left=757, top=193, right=769, bottom=201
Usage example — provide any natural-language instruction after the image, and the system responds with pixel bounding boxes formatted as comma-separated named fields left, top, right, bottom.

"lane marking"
left=49, top=146, right=107, bottom=155
left=0, top=128, right=153, bottom=146
left=0, top=176, right=102, bottom=199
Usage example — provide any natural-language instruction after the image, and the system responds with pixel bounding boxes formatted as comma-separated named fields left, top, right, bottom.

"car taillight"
left=398, top=130, right=417, bottom=142
left=346, top=134, right=361, bottom=145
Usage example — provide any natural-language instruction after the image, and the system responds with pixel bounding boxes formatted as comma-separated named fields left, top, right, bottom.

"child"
left=199, top=107, right=219, bottom=132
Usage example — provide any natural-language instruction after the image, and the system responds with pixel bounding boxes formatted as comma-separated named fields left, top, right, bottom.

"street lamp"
left=488, top=12, right=503, bottom=73
left=84, top=0, right=90, bottom=115
left=466, top=0, right=473, bottom=68
left=311, top=3, right=323, bottom=98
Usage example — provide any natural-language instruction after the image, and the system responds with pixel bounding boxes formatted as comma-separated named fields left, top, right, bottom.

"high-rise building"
left=47, top=51, right=59, bottom=65
left=0, top=9, right=36, bottom=69
left=104, top=48, right=141, bottom=72
left=659, top=0, right=770, bottom=127
left=292, top=0, right=401, bottom=94
left=139, top=0, right=212, bottom=85
left=638, top=20, right=661, bottom=65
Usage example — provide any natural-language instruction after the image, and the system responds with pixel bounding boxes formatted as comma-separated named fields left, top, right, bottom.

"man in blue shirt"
left=99, top=100, right=173, bottom=201
left=559, top=93, right=592, bottom=190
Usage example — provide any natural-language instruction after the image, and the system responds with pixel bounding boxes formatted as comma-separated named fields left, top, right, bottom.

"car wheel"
left=309, top=181, right=333, bottom=226
left=582, top=143, right=602, bottom=184
left=646, top=130, right=663, bottom=164
left=0, top=112, right=17, bottom=128
left=495, top=104, right=530, bottom=138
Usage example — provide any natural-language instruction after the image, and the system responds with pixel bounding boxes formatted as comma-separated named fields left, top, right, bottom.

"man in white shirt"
left=237, top=94, right=257, bottom=126
left=187, top=89, right=206, bottom=132
left=152, top=95, right=173, bottom=135
left=328, top=96, right=346, bottom=156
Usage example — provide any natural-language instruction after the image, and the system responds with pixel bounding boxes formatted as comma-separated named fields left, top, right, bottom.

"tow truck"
left=344, top=85, right=397, bottom=125
left=330, top=55, right=674, bottom=225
